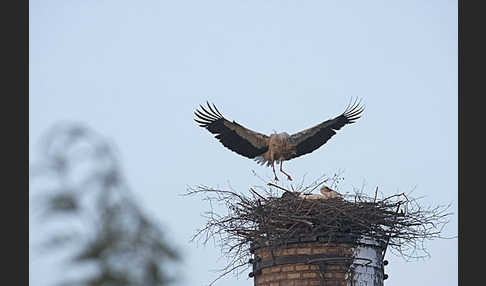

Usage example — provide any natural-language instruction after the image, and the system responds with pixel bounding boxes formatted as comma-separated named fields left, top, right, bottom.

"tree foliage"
left=30, top=123, right=180, bottom=286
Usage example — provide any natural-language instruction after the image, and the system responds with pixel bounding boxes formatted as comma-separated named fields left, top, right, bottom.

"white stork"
left=194, top=98, right=364, bottom=181
left=298, top=185, right=343, bottom=200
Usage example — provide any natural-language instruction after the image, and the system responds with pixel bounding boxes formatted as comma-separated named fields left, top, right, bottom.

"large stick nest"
left=185, top=174, right=452, bottom=285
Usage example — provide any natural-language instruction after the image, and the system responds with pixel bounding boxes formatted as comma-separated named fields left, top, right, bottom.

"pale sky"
left=29, top=1, right=457, bottom=285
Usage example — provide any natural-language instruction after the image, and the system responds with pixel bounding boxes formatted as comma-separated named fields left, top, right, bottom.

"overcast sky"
left=29, top=0, right=457, bottom=285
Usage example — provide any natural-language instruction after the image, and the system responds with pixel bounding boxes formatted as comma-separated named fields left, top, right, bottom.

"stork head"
left=277, top=132, right=290, bottom=140
left=320, top=185, right=334, bottom=195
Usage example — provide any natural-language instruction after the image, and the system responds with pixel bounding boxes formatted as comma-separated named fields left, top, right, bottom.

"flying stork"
left=194, top=98, right=364, bottom=181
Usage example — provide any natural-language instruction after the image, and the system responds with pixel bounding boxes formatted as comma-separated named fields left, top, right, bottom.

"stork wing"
left=194, top=102, right=269, bottom=159
left=287, top=98, right=364, bottom=159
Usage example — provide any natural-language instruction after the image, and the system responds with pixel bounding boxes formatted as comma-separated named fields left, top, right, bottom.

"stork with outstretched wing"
left=194, top=98, right=364, bottom=181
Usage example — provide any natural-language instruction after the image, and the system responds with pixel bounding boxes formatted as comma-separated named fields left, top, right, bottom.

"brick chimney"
left=249, top=235, right=386, bottom=286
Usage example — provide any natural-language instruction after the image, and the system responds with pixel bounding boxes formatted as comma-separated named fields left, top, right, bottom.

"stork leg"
left=271, top=162, right=279, bottom=181
left=280, top=161, right=292, bottom=181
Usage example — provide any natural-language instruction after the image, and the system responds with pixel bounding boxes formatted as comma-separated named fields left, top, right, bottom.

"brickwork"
left=252, top=242, right=355, bottom=286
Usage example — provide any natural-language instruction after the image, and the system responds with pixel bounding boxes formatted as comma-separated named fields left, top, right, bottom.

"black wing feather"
left=288, top=98, right=364, bottom=159
left=195, top=102, right=269, bottom=159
